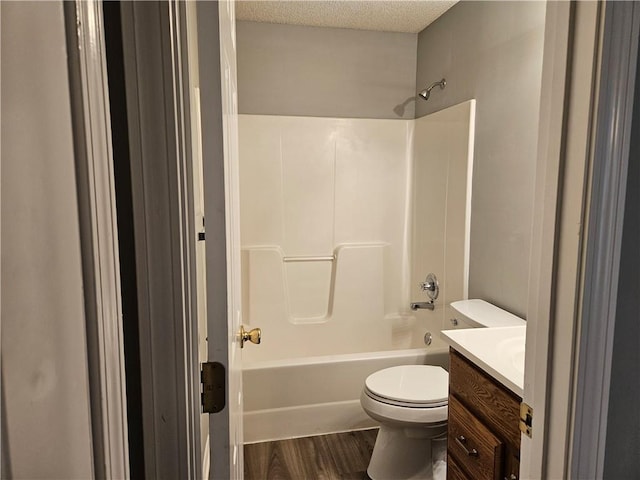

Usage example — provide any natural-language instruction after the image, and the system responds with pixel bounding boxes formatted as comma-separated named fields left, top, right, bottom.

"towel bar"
left=283, top=255, right=335, bottom=263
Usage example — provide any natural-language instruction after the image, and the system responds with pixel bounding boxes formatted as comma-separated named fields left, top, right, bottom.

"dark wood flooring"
left=244, top=429, right=378, bottom=480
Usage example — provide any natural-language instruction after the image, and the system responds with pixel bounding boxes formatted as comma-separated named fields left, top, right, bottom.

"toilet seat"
left=364, top=389, right=446, bottom=408
left=364, top=365, right=448, bottom=407
left=360, top=390, right=448, bottom=426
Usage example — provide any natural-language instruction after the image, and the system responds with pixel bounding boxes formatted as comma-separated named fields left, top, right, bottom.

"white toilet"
left=360, top=299, right=526, bottom=480
left=361, top=365, right=448, bottom=480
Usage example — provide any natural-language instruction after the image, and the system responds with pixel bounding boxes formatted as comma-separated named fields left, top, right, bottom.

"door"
left=196, top=1, right=247, bottom=478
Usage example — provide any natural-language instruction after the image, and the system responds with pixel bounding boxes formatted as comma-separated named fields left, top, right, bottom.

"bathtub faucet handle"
left=419, top=273, right=439, bottom=301
left=419, top=280, right=436, bottom=292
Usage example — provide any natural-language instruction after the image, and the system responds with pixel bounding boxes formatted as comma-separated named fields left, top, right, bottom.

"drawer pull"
left=455, top=435, right=478, bottom=457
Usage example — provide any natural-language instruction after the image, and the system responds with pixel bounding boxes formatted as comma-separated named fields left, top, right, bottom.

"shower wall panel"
left=238, top=115, right=414, bottom=361
left=238, top=104, right=474, bottom=363
left=411, top=100, right=475, bottom=346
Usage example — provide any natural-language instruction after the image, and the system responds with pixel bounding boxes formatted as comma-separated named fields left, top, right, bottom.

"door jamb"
left=522, top=2, right=575, bottom=476
left=64, top=1, right=130, bottom=478
left=118, top=0, right=201, bottom=477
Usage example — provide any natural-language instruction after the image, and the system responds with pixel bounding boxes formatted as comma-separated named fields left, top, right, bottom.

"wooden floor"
left=244, top=429, right=378, bottom=480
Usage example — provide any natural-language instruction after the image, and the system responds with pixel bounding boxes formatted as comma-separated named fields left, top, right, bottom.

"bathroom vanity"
left=441, top=301, right=527, bottom=479
left=446, top=348, right=521, bottom=480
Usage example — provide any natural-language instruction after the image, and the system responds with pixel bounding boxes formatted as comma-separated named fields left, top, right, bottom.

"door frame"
left=64, top=1, right=130, bottom=478
left=117, top=1, right=202, bottom=477
left=522, top=1, right=603, bottom=478
left=67, top=0, right=203, bottom=476
left=571, top=2, right=640, bottom=478
left=74, top=1, right=211, bottom=476
left=71, top=0, right=635, bottom=478
left=524, top=1, right=640, bottom=477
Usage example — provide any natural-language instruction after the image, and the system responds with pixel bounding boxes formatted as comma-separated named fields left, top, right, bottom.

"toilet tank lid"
left=450, top=299, right=525, bottom=327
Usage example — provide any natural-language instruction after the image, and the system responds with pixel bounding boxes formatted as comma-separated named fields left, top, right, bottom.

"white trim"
left=67, top=1, right=130, bottom=478
left=463, top=99, right=475, bottom=301
left=545, top=2, right=603, bottom=477
left=522, top=2, right=573, bottom=478
left=522, top=2, right=626, bottom=478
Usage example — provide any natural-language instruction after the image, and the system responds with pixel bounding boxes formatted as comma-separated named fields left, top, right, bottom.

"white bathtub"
left=242, top=346, right=450, bottom=444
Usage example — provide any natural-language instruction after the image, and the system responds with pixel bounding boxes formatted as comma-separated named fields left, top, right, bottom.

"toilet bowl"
left=360, top=365, right=449, bottom=480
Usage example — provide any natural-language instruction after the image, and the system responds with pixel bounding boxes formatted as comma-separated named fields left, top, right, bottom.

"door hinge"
left=201, top=362, right=225, bottom=413
left=198, top=216, right=206, bottom=241
left=519, top=402, right=533, bottom=438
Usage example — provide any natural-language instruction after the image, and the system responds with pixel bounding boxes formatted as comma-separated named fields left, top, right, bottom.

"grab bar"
left=283, top=255, right=335, bottom=263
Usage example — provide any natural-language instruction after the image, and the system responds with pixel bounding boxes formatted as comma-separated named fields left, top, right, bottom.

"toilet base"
left=367, top=425, right=447, bottom=480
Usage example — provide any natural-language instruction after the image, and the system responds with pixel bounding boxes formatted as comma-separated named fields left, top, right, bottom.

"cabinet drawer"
left=449, top=349, right=521, bottom=452
left=447, top=453, right=470, bottom=480
left=448, top=395, right=503, bottom=480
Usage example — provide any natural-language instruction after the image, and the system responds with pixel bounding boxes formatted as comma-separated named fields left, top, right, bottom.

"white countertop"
left=441, top=326, right=526, bottom=397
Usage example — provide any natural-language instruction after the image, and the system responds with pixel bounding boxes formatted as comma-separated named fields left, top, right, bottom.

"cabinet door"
left=448, top=395, right=503, bottom=480
left=447, top=454, right=470, bottom=480
left=503, top=454, right=520, bottom=480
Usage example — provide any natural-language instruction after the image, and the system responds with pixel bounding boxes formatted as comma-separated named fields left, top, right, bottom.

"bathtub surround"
left=239, top=103, right=474, bottom=363
left=239, top=116, right=414, bottom=362
left=415, top=1, right=546, bottom=316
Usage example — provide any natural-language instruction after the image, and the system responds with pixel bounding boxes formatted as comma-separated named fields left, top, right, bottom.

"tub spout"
left=410, top=301, right=435, bottom=311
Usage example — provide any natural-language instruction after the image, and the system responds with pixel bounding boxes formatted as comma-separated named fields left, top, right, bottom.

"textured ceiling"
left=236, top=1, right=458, bottom=34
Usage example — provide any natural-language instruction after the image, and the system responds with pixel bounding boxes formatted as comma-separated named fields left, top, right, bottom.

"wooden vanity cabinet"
left=447, top=349, right=522, bottom=480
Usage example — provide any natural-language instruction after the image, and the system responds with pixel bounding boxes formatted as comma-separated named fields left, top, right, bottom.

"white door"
left=195, top=1, right=248, bottom=478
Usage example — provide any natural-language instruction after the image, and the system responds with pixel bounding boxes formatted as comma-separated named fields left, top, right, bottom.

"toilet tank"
left=450, top=299, right=525, bottom=328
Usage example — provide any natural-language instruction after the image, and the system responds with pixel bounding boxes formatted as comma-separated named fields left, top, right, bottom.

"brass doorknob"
left=239, top=325, right=261, bottom=348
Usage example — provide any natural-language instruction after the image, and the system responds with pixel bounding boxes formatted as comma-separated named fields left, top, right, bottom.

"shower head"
left=418, top=78, right=446, bottom=101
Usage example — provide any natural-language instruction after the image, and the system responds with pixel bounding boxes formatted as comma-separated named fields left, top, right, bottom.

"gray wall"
left=237, top=21, right=418, bottom=119
left=415, top=1, right=546, bottom=317
left=1, top=2, right=94, bottom=478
